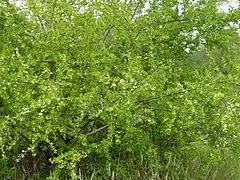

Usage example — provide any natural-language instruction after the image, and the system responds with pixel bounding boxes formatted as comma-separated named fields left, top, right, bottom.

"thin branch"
left=15, top=18, right=38, bottom=42
left=37, top=15, right=46, bottom=30
left=66, top=48, right=78, bottom=61
left=94, top=25, right=113, bottom=49
left=86, top=125, right=109, bottom=136
left=39, top=60, right=56, bottom=63
left=79, top=118, right=92, bottom=132
left=131, top=2, right=139, bottom=20
left=103, top=25, right=114, bottom=42
left=138, top=106, right=162, bottom=111
left=70, top=63, right=80, bottom=68
left=157, top=18, right=189, bottom=25
left=135, top=18, right=189, bottom=39
left=50, top=0, right=58, bottom=24
left=111, top=98, right=121, bottom=103
left=136, top=90, right=189, bottom=103
left=153, top=139, right=196, bottom=147
left=0, top=74, right=41, bottom=86
left=136, top=96, right=161, bottom=103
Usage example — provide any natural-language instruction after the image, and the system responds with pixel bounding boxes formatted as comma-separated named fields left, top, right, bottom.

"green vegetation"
left=0, top=0, right=239, bottom=179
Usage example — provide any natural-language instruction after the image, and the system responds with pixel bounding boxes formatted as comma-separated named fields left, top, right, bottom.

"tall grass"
left=2, top=150, right=238, bottom=179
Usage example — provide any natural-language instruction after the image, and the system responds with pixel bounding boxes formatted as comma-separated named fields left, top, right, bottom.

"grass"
left=1, top=147, right=239, bottom=180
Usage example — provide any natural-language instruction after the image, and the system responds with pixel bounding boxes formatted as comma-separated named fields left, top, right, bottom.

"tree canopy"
left=0, top=0, right=239, bottom=179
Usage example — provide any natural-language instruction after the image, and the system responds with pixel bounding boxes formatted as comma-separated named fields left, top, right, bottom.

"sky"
left=11, top=0, right=240, bottom=31
left=13, top=0, right=239, bottom=11
left=219, top=0, right=239, bottom=12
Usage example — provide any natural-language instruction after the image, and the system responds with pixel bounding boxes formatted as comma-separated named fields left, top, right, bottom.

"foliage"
left=0, top=0, right=239, bottom=179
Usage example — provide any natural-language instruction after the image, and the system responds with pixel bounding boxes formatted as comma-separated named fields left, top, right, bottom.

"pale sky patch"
left=218, top=0, right=239, bottom=12
left=13, top=0, right=239, bottom=11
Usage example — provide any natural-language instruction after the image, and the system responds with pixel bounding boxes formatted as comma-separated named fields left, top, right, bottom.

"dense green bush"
left=0, top=0, right=239, bottom=179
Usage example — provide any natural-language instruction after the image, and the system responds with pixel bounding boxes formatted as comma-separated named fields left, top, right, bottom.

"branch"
left=94, top=25, right=113, bottom=49
left=15, top=18, right=38, bottom=42
left=103, top=25, right=114, bottom=42
left=136, top=90, right=189, bottom=103
left=138, top=106, right=162, bottom=111
left=70, top=63, right=80, bottom=68
left=131, top=2, right=139, bottom=20
left=39, top=60, right=56, bottom=64
left=135, top=18, right=189, bottom=39
left=157, top=18, right=189, bottom=25
left=136, top=96, right=160, bottom=103
left=153, top=139, right=195, bottom=148
left=37, top=15, right=46, bottom=30
left=50, top=0, right=58, bottom=24
left=79, top=119, right=92, bottom=132
left=67, top=47, right=78, bottom=61
left=86, top=125, right=109, bottom=136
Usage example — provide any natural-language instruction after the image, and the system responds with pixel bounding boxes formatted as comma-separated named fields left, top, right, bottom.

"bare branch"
left=86, top=125, right=109, bottom=136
